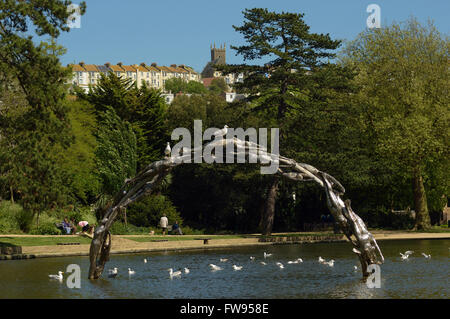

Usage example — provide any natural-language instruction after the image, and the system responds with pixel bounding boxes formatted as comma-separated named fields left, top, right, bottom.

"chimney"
left=79, top=61, right=85, bottom=67
left=140, top=62, right=146, bottom=67
left=170, top=64, right=177, bottom=68
left=151, top=63, right=157, bottom=67
left=117, top=62, right=123, bottom=66
left=105, top=62, right=111, bottom=67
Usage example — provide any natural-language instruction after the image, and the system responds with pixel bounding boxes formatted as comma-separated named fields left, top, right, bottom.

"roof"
left=158, top=66, right=172, bottom=72
left=134, top=65, right=148, bottom=72
left=83, top=64, right=99, bottom=72
left=96, top=65, right=111, bottom=73
left=166, top=66, right=180, bottom=73
left=109, top=64, right=124, bottom=72
left=174, top=66, right=188, bottom=73
left=121, top=65, right=136, bottom=72
left=145, top=65, right=160, bottom=72
left=69, top=64, right=85, bottom=72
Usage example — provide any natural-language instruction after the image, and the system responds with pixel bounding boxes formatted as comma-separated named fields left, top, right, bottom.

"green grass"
left=0, top=236, right=93, bottom=247
left=409, top=225, right=450, bottom=233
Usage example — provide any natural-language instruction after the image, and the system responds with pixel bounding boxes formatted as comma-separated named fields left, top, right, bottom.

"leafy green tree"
left=0, top=1, right=86, bottom=225
left=80, top=72, right=168, bottom=169
left=95, top=106, right=137, bottom=196
left=217, top=8, right=353, bottom=234
left=164, top=77, right=187, bottom=93
left=186, top=80, right=208, bottom=94
left=341, top=18, right=449, bottom=230
left=59, top=99, right=101, bottom=203
left=208, top=78, right=228, bottom=94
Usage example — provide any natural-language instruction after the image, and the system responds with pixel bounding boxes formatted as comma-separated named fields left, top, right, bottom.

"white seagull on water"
left=400, top=251, right=414, bottom=260
left=288, top=258, right=303, bottom=264
left=249, top=256, right=255, bottom=261
left=264, top=252, right=272, bottom=259
left=128, top=268, right=135, bottom=275
left=260, top=261, right=267, bottom=265
left=325, top=259, right=335, bottom=267
left=232, top=265, right=243, bottom=271
left=108, top=268, right=118, bottom=278
left=318, top=256, right=326, bottom=264
left=168, top=268, right=182, bottom=279
left=49, top=271, right=64, bottom=281
left=421, top=253, right=431, bottom=259
left=144, top=258, right=147, bottom=263
left=276, top=262, right=284, bottom=269
left=209, top=264, right=223, bottom=271
left=184, top=267, right=190, bottom=274
left=219, top=258, right=228, bottom=262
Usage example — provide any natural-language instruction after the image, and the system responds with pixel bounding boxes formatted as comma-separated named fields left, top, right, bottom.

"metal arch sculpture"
left=88, top=137, right=384, bottom=279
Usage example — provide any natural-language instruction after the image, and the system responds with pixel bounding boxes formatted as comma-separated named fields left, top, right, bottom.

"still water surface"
left=0, top=239, right=448, bottom=298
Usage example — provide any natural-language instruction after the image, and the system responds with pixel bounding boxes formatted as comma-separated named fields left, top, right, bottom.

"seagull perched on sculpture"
left=213, top=125, right=228, bottom=138
left=165, top=142, right=171, bottom=157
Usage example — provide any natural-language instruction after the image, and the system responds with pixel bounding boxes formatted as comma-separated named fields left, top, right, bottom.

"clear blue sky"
left=58, top=0, right=449, bottom=72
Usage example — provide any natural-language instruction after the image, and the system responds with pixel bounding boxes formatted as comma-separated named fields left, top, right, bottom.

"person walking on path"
left=160, top=213, right=168, bottom=235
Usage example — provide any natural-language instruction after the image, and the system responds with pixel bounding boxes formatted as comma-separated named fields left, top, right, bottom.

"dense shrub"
left=0, top=201, right=25, bottom=233
left=110, top=222, right=148, bottom=235
left=358, top=207, right=415, bottom=230
left=127, top=194, right=182, bottom=228
left=30, top=222, right=62, bottom=235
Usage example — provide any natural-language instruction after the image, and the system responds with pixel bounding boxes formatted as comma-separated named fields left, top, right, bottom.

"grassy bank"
left=0, top=236, right=93, bottom=246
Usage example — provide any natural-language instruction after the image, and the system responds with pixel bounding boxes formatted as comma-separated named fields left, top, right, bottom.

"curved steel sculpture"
left=88, top=137, right=384, bottom=279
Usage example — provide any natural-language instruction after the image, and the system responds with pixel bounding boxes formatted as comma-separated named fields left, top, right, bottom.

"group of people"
left=58, top=217, right=94, bottom=235
left=158, top=213, right=182, bottom=235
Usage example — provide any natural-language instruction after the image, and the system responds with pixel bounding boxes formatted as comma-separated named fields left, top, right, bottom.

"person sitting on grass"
left=78, top=221, right=89, bottom=233
left=62, top=217, right=71, bottom=235
left=70, top=218, right=78, bottom=234
left=172, top=221, right=183, bottom=235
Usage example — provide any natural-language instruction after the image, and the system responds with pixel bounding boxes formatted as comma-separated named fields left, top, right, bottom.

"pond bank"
left=0, top=232, right=449, bottom=260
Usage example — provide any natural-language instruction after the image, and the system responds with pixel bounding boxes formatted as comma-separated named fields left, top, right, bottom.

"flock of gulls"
left=48, top=249, right=433, bottom=281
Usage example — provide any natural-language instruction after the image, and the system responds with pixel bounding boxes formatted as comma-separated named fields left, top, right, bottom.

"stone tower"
left=210, top=43, right=226, bottom=64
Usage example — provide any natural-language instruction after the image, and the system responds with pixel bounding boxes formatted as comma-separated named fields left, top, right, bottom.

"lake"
left=0, top=239, right=448, bottom=298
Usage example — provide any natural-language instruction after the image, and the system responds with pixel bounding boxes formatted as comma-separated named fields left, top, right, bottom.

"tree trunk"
left=10, top=186, right=14, bottom=204
left=261, top=178, right=279, bottom=235
left=412, top=167, right=431, bottom=230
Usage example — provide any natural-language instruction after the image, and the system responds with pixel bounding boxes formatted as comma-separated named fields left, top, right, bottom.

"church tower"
left=210, top=43, right=226, bottom=65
